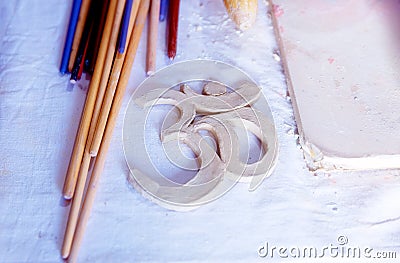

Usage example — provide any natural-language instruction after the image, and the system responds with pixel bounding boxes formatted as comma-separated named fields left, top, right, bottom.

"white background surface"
left=0, top=0, right=399, bottom=262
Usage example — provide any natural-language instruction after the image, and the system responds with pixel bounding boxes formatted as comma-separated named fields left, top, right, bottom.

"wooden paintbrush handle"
left=68, top=0, right=93, bottom=72
left=146, top=0, right=161, bottom=75
left=61, top=151, right=91, bottom=259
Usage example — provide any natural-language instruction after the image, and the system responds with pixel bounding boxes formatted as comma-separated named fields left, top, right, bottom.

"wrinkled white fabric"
left=0, top=1, right=399, bottom=262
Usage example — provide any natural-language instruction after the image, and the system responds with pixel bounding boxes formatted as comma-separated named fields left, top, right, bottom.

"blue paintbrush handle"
left=118, top=0, right=134, bottom=54
left=60, top=0, right=82, bottom=74
left=159, top=0, right=168, bottom=21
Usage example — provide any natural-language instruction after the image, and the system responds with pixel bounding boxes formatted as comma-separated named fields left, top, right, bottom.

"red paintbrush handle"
left=167, top=0, right=180, bottom=59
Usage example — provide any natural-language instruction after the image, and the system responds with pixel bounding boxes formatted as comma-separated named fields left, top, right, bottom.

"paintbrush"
left=84, top=0, right=109, bottom=74
left=223, top=0, right=257, bottom=30
left=60, top=0, right=82, bottom=74
left=68, top=0, right=93, bottom=73
left=146, top=0, right=161, bottom=75
left=159, top=0, right=168, bottom=21
left=70, top=0, right=96, bottom=83
left=167, top=0, right=180, bottom=60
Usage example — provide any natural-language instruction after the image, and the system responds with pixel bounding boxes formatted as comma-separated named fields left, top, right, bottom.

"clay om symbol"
left=127, top=80, right=277, bottom=210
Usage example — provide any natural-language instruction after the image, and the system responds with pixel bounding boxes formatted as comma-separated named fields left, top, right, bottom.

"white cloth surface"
left=0, top=0, right=399, bottom=262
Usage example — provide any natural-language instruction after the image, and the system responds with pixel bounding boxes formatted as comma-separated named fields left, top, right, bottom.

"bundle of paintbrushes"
left=59, top=0, right=180, bottom=261
left=60, top=0, right=178, bottom=79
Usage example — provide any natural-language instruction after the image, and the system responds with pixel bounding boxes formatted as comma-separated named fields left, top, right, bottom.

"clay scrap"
left=269, top=0, right=400, bottom=171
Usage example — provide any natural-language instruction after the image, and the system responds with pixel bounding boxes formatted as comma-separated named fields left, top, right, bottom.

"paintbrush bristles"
left=223, top=0, right=257, bottom=30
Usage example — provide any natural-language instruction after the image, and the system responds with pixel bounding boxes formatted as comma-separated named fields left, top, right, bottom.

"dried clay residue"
left=273, top=4, right=284, bottom=17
